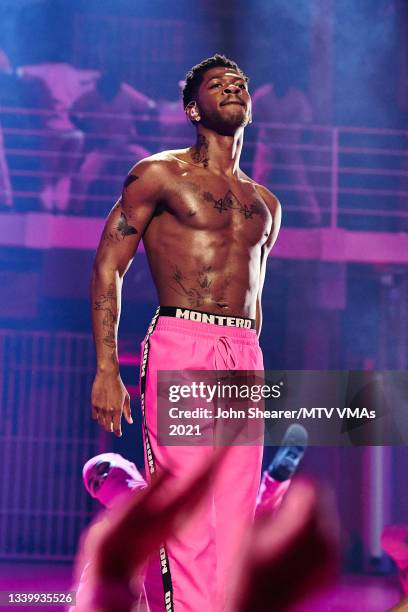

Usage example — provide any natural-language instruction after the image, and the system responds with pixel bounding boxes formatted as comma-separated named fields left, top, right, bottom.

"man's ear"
left=185, top=101, right=201, bottom=122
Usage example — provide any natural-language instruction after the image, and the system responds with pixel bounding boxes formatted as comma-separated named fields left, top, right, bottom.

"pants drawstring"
left=213, top=336, right=238, bottom=370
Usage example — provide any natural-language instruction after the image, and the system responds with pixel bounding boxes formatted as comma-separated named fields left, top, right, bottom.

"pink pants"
left=139, top=311, right=264, bottom=612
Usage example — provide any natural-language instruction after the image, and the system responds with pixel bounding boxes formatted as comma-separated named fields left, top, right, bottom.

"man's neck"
left=190, top=127, right=243, bottom=176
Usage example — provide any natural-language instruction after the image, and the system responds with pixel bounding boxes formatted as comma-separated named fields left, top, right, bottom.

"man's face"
left=86, top=460, right=112, bottom=497
left=193, top=67, right=252, bottom=135
left=84, top=455, right=142, bottom=500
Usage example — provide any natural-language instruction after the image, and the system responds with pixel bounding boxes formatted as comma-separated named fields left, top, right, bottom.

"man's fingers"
left=123, top=394, right=133, bottom=425
left=93, top=406, right=123, bottom=436
left=113, top=410, right=122, bottom=437
left=102, top=410, right=115, bottom=434
left=91, top=379, right=128, bottom=434
left=94, top=408, right=111, bottom=432
left=97, top=409, right=108, bottom=431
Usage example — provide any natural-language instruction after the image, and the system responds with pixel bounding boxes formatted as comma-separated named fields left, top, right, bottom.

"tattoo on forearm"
left=190, top=135, right=209, bottom=168
left=94, top=283, right=118, bottom=349
left=203, top=189, right=261, bottom=219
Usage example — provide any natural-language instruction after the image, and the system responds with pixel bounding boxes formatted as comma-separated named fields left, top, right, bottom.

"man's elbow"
left=92, top=255, right=120, bottom=285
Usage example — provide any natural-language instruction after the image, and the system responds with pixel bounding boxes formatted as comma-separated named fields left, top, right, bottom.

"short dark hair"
left=182, top=54, right=248, bottom=109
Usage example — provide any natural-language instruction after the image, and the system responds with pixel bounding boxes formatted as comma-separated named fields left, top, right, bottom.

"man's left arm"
left=255, top=187, right=282, bottom=336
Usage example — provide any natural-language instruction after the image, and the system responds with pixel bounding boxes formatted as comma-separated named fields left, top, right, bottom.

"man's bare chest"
left=159, top=175, right=273, bottom=244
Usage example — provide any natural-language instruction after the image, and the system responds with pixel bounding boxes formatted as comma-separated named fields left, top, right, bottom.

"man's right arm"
left=91, top=159, right=162, bottom=436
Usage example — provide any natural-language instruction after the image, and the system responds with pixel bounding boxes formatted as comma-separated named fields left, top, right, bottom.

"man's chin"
left=210, top=114, right=248, bottom=136
left=221, top=118, right=248, bottom=136
left=200, top=108, right=248, bottom=135
left=221, top=106, right=247, bottom=123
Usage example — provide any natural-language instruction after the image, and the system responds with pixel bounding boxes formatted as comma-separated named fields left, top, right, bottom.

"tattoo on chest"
left=170, top=263, right=230, bottom=309
left=202, top=190, right=262, bottom=219
left=93, top=283, right=118, bottom=349
left=190, top=135, right=209, bottom=168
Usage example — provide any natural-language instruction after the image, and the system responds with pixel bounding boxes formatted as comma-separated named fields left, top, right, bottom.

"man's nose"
left=223, top=84, right=241, bottom=94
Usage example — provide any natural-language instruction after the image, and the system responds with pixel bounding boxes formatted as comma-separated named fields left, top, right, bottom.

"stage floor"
left=0, top=562, right=402, bottom=611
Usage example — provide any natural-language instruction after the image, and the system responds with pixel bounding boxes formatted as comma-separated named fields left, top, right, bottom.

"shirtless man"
left=90, top=54, right=281, bottom=612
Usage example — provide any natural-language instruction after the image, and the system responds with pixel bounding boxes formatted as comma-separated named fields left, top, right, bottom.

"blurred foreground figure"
left=381, top=525, right=408, bottom=596
left=72, top=453, right=338, bottom=611
left=388, top=597, right=408, bottom=611
left=230, top=479, right=339, bottom=612
left=72, top=425, right=308, bottom=610
left=72, top=449, right=226, bottom=611
left=69, top=454, right=148, bottom=611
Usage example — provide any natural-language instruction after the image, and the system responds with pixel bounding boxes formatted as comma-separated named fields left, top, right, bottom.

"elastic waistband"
left=158, top=306, right=256, bottom=330
left=155, top=317, right=258, bottom=342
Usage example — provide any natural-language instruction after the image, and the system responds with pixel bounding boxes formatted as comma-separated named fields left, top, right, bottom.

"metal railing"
left=0, top=330, right=101, bottom=560
left=0, top=106, right=407, bottom=231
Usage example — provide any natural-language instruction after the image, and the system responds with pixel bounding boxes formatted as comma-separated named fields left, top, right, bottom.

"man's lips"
left=220, top=99, right=246, bottom=107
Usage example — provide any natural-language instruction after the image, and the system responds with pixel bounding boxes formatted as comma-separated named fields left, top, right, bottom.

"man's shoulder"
left=253, top=183, right=280, bottom=213
left=128, top=149, right=190, bottom=180
left=240, top=172, right=281, bottom=214
left=251, top=181, right=282, bottom=248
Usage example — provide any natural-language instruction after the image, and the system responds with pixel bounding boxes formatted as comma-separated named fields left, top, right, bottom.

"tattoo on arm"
left=123, top=174, right=139, bottom=190
left=94, top=283, right=118, bottom=349
left=100, top=211, right=138, bottom=248
left=119, top=173, right=139, bottom=217
left=117, top=212, right=138, bottom=237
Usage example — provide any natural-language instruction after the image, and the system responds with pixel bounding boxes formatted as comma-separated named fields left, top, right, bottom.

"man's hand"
left=91, top=372, right=133, bottom=437
left=231, top=478, right=339, bottom=612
